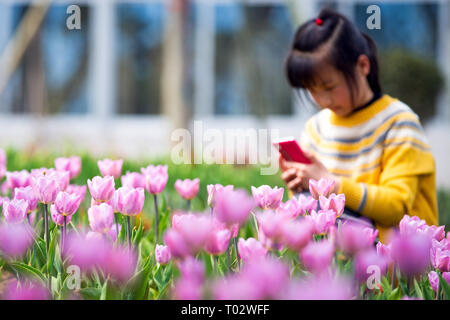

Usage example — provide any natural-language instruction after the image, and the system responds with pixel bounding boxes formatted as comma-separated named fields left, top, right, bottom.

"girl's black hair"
left=285, top=7, right=382, bottom=106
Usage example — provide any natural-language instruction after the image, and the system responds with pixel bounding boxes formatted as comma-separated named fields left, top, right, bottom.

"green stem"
left=251, top=212, right=259, bottom=234
left=226, top=244, right=231, bottom=273
left=43, top=203, right=49, bottom=253
left=114, top=213, right=119, bottom=242
left=126, top=216, right=131, bottom=250
left=391, top=264, right=396, bottom=290
left=153, top=194, right=159, bottom=244
left=63, top=215, right=67, bottom=251
left=186, top=199, right=191, bottom=212
left=234, top=236, right=240, bottom=271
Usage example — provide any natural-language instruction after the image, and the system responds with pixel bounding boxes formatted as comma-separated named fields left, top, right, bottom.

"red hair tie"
left=315, top=18, right=323, bottom=26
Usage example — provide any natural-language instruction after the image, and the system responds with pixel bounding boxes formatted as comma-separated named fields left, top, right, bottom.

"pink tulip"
left=282, top=274, right=355, bottom=300
left=141, top=165, right=168, bottom=195
left=0, top=223, right=34, bottom=257
left=13, top=186, right=37, bottom=213
left=430, top=245, right=450, bottom=272
left=213, top=275, right=261, bottom=300
left=62, top=231, right=109, bottom=272
left=391, top=233, right=432, bottom=277
left=280, top=219, right=314, bottom=251
left=103, top=245, right=137, bottom=283
left=174, top=214, right=213, bottom=252
left=65, top=184, right=86, bottom=207
left=174, top=178, right=200, bottom=200
left=6, top=170, right=31, bottom=195
left=87, top=176, right=115, bottom=202
left=376, top=241, right=392, bottom=260
left=336, top=222, right=378, bottom=255
left=238, top=237, right=268, bottom=262
left=140, top=164, right=168, bottom=177
left=229, top=223, right=239, bottom=238
left=91, top=197, right=114, bottom=208
left=207, top=184, right=234, bottom=207
left=305, top=209, right=337, bottom=235
left=54, top=191, right=80, bottom=216
left=86, top=231, right=105, bottom=242
left=31, top=175, right=61, bottom=204
left=2, top=199, right=28, bottom=224
left=1, top=182, right=9, bottom=195
left=98, top=159, right=123, bottom=179
left=444, top=272, right=450, bottom=284
left=251, top=185, right=284, bottom=210
left=309, top=178, right=335, bottom=200
left=432, top=238, right=450, bottom=251
left=418, top=224, right=445, bottom=241
left=50, top=205, right=74, bottom=226
left=258, top=210, right=291, bottom=244
left=257, top=224, right=275, bottom=251
left=213, top=188, right=255, bottom=226
left=4, top=279, right=50, bottom=300
left=164, top=229, right=191, bottom=259
left=298, top=194, right=319, bottom=215
left=205, top=228, right=232, bottom=255
left=173, top=277, right=203, bottom=300
left=178, top=257, right=205, bottom=283
left=399, top=215, right=427, bottom=236
left=240, top=257, right=290, bottom=299
left=107, top=223, right=121, bottom=242
left=55, top=156, right=81, bottom=179
left=319, top=193, right=345, bottom=217
left=277, top=196, right=314, bottom=218
left=354, top=249, right=389, bottom=283
left=0, top=196, right=9, bottom=207
left=88, top=203, right=114, bottom=233
left=428, top=271, right=439, bottom=293
left=144, top=170, right=168, bottom=195
left=300, top=239, right=335, bottom=274
left=121, top=171, right=145, bottom=189
left=155, top=244, right=172, bottom=265
left=46, top=170, right=70, bottom=192
left=114, top=187, right=145, bottom=216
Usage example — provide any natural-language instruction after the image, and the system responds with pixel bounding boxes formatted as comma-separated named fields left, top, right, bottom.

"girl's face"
left=307, top=55, right=373, bottom=117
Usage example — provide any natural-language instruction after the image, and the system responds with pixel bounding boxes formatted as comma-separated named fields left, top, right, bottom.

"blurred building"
left=0, top=0, right=449, bottom=187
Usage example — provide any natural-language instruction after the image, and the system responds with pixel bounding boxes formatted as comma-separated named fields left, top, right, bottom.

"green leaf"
left=132, top=218, right=143, bottom=247
left=380, top=275, right=392, bottom=296
left=413, top=279, right=424, bottom=299
left=100, top=279, right=108, bottom=300
left=438, top=272, right=450, bottom=300
left=126, top=257, right=152, bottom=300
left=118, top=216, right=127, bottom=244
left=80, top=287, right=101, bottom=300
left=46, top=228, right=58, bottom=277
left=388, top=287, right=402, bottom=300
left=422, top=280, right=434, bottom=300
left=6, top=262, right=46, bottom=284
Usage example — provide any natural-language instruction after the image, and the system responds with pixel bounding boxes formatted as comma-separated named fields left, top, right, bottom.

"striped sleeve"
left=338, top=113, right=434, bottom=227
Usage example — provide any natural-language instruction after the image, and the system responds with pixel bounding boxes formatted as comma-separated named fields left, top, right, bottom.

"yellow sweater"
left=298, top=94, right=438, bottom=243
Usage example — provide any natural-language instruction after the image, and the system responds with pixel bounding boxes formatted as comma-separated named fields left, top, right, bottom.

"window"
left=214, top=3, right=294, bottom=116
left=116, top=2, right=164, bottom=115
left=0, top=3, right=90, bottom=114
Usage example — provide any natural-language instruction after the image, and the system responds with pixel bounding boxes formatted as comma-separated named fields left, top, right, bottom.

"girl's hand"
left=280, top=151, right=340, bottom=194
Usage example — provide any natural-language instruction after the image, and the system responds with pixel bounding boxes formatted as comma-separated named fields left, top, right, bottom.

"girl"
left=280, top=8, right=438, bottom=243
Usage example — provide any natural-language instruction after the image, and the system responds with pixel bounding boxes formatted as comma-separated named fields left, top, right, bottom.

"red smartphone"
left=272, top=136, right=312, bottom=164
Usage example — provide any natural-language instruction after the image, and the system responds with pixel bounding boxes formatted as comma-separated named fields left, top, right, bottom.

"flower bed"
left=0, top=149, right=449, bottom=300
